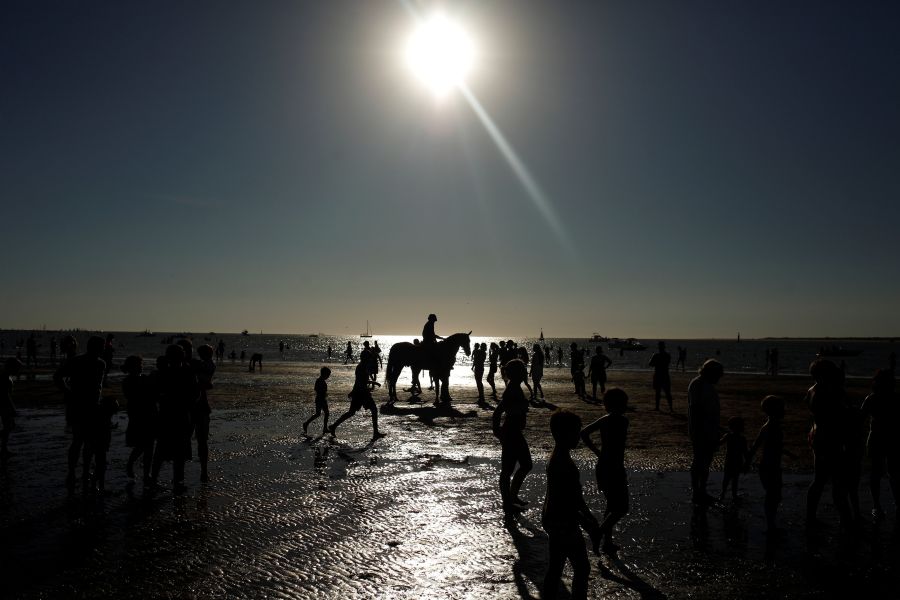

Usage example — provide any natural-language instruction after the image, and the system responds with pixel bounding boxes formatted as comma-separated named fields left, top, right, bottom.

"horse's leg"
left=433, top=374, right=441, bottom=404
left=411, top=367, right=420, bottom=394
left=441, top=373, right=451, bottom=403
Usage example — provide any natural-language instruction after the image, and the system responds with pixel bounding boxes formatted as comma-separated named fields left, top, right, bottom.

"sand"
left=0, top=362, right=896, bottom=598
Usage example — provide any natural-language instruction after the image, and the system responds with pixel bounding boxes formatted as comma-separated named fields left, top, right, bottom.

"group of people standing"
left=51, top=335, right=215, bottom=493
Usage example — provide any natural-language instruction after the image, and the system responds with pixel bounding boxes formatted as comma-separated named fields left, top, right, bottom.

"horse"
left=386, top=332, right=471, bottom=404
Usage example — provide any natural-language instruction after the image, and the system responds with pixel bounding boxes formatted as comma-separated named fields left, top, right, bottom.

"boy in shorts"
left=329, top=359, right=384, bottom=440
left=303, top=367, right=332, bottom=435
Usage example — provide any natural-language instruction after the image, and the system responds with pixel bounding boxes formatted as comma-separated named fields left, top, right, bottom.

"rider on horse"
left=422, top=314, right=444, bottom=370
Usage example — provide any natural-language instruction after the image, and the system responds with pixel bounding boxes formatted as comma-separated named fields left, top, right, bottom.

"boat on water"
left=307, top=334, right=319, bottom=338
left=591, top=333, right=609, bottom=342
left=360, top=321, right=373, bottom=338
left=136, top=329, right=155, bottom=337
left=608, top=338, right=647, bottom=351
left=817, top=345, right=862, bottom=358
left=241, top=330, right=250, bottom=336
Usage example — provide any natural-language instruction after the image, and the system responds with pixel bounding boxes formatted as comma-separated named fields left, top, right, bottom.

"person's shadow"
left=597, top=555, right=667, bottom=599
left=504, top=514, right=548, bottom=600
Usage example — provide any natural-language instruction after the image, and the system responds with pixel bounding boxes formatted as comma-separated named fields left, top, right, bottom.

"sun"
left=405, top=13, right=475, bottom=97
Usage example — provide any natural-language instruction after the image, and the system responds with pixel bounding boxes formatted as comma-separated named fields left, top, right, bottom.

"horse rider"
left=421, top=314, right=444, bottom=371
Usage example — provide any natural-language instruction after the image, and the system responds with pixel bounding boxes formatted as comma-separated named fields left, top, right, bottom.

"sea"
left=3, top=329, right=897, bottom=378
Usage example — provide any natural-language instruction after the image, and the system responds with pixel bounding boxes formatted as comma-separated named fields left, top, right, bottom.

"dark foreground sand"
left=1, top=363, right=897, bottom=599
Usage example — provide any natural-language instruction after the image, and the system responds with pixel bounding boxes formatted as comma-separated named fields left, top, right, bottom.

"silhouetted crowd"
left=50, top=335, right=215, bottom=493
left=1, top=332, right=898, bottom=600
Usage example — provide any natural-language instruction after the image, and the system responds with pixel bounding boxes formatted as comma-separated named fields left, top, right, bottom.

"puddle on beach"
left=2, top=379, right=898, bottom=598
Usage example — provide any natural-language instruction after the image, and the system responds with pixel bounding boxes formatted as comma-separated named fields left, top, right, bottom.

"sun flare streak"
left=459, top=83, right=575, bottom=256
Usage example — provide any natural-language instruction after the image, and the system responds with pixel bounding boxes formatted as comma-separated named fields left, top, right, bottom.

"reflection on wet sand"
left=1, top=364, right=898, bottom=598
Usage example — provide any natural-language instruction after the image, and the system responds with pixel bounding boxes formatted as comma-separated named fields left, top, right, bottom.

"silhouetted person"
left=54, top=335, right=107, bottom=492
left=216, top=339, right=226, bottom=363
left=492, top=359, right=532, bottom=512
left=344, top=341, right=353, bottom=365
left=805, top=359, right=852, bottom=529
left=363, top=341, right=377, bottom=382
left=649, top=341, right=673, bottom=411
left=193, top=344, right=216, bottom=482
left=570, top=343, right=585, bottom=399
left=543, top=409, right=601, bottom=600
left=329, top=356, right=383, bottom=440
left=249, top=352, right=263, bottom=372
left=530, top=343, right=545, bottom=401
left=581, top=388, right=629, bottom=555
left=303, top=367, right=332, bottom=435
left=745, top=396, right=788, bottom=533
left=719, top=416, right=748, bottom=502
left=49, top=336, right=58, bottom=365
left=557, top=346, right=563, bottom=368
left=688, top=359, right=723, bottom=505
left=769, top=347, right=779, bottom=376
left=587, top=346, right=612, bottom=399
left=472, top=342, right=486, bottom=400
left=675, top=345, right=686, bottom=372
left=2, top=358, right=23, bottom=458
left=486, top=342, right=499, bottom=397
left=373, top=341, right=383, bottom=371
left=122, top=355, right=157, bottom=483
left=240, top=349, right=246, bottom=363
left=862, top=369, right=900, bottom=520
left=327, top=345, right=333, bottom=361
left=151, top=344, right=199, bottom=493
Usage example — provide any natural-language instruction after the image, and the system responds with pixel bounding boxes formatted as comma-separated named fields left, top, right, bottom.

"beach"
left=1, top=362, right=896, bottom=598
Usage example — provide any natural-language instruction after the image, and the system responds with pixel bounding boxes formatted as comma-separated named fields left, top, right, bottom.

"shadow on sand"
left=380, top=401, right=477, bottom=426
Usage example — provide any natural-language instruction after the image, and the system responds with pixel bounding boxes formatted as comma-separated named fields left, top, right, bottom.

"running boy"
left=303, top=367, right=332, bottom=435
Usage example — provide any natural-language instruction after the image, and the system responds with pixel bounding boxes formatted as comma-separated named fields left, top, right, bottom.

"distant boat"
left=608, top=338, right=647, bottom=351
left=591, top=333, right=609, bottom=342
left=136, top=329, right=155, bottom=337
left=307, top=334, right=319, bottom=338
left=241, top=330, right=250, bottom=336
left=360, top=321, right=373, bottom=338
left=540, top=329, right=544, bottom=342
left=817, top=345, right=862, bottom=358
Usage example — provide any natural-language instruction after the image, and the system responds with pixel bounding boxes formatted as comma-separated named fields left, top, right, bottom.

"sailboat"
left=539, top=329, right=544, bottom=342
left=360, top=321, right=373, bottom=338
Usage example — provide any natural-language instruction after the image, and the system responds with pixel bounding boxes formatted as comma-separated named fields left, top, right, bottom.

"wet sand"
left=1, top=363, right=897, bottom=598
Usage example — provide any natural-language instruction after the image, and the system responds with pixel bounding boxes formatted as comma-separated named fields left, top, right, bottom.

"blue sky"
left=2, top=1, right=899, bottom=337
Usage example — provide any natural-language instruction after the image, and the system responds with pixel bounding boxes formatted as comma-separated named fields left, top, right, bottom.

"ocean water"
left=4, top=330, right=897, bottom=378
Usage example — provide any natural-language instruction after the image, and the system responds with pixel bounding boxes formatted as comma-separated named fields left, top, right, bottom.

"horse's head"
left=463, top=331, right=472, bottom=357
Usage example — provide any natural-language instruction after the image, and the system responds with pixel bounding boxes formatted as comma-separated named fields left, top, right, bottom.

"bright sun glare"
left=405, top=13, right=474, bottom=97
